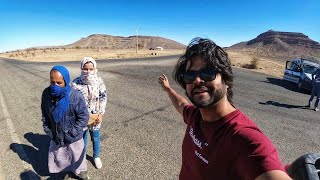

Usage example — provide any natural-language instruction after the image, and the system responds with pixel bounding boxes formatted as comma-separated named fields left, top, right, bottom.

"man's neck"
left=199, top=98, right=236, bottom=122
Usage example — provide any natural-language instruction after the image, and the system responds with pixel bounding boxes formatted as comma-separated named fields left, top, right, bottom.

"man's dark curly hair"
left=173, top=37, right=234, bottom=103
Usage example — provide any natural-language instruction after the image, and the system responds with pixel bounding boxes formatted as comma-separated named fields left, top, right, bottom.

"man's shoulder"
left=227, top=110, right=252, bottom=123
left=183, top=104, right=198, bottom=115
left=182, top=104, right=199, bottom=125
left=184, top=104, right=197, bottom=110
left=220, top=109, right=246, bottom=126
left=225, top=110, right=262, bottom=134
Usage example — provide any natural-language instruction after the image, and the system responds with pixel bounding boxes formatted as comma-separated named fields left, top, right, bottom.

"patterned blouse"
left=71, top=76, right=107, bottom=130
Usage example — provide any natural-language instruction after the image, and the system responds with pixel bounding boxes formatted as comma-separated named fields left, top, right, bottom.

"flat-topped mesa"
left=247, top=30, right=320, bottom=49
left=66, top=34, right=186, bottom=49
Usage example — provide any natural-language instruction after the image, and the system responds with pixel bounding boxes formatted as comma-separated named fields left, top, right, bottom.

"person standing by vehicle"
left=41, top=65, right=89, bottom=179
left=158, top=37, right=292, bottom=180
left=307, top=67, right=320, bottom=111
left=71, top=57, right=107, bottom=169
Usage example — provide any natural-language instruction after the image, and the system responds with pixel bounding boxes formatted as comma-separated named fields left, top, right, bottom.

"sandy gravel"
left=0, top=48, right=286, bottom=78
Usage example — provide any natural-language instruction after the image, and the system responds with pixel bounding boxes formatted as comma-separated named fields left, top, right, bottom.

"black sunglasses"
left=183, top=68, right=217, bottom=84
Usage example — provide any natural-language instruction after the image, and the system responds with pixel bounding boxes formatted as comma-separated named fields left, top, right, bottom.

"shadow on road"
left=258, top=100, right=309, bottom=109
left=20, top=170, right=41, bottom=180
left=262, top=77, right=310, bottom=94
left=10, top=132, right=50, bottom=179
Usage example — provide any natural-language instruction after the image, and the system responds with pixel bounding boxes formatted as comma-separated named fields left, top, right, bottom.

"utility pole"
left=136, top=27, right=139, bottom=54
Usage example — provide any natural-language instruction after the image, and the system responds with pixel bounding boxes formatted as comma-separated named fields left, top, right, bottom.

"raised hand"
left=158, top=74, right=171, bottom=91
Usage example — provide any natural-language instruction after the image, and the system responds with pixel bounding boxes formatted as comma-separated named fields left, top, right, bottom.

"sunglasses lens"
left=200, top=69, right=216, bottom=81
left=183, top=71, right=196, bottom=84
left=183, top=69, right=216, bottom=84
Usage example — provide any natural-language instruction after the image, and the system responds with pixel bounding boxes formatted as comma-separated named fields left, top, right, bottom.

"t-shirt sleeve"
left=232, top=127, right=285, bottom=180
left=183, top=104, right=197, bottom=125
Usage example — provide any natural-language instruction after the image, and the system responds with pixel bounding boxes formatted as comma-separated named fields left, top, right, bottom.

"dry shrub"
left=241, top=57, right=260, bottom=69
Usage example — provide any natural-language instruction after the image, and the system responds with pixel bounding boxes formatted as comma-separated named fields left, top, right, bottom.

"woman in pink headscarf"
left=71, top=57, right=107, bottom=169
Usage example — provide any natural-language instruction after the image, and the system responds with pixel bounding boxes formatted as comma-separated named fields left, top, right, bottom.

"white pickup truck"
left=283, top=58, right=319, bottom=91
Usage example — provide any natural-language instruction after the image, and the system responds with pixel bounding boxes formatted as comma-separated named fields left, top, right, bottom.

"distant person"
left=307, top=67, right=320, bottom=111
left=41, top=65, right=89, bottom=179
left=158, top=37, right=292, bottom=180
left=71, top=57, right=107, bottom=169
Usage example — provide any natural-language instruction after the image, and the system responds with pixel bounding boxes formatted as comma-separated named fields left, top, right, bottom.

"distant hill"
left=66, top=34, right=186, bottom=49
left=228, top=30, right=320, bottom=60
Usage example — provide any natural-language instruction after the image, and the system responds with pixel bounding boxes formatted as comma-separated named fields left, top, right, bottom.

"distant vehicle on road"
left=283, top=58, right=319, bottom=91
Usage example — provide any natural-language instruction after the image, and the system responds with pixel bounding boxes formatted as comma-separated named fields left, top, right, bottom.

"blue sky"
left=0, top=0, right=319, bottom=53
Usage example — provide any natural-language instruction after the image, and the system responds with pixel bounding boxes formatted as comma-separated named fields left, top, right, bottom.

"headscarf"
left=81, top=57, right=97, bottom=70
left=50, top=65, right=70, bottom=123
left=80, top=57, right=99, bottom=85
left=78, top=57, right=100, bottom=110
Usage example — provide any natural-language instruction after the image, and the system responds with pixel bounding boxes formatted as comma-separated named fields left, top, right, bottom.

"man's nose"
left=193, top=75, right=204, bottom=84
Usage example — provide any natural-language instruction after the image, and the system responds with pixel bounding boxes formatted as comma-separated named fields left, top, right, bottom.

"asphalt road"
left=0, top=56, right=319, bottom=179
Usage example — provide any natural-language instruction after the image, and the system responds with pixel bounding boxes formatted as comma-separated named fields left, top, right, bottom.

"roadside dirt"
left=228, top=50, right=285, bottom=78
left=0, top=48, right=184, bottom=62
left=0, top=48, right=286, bottom=78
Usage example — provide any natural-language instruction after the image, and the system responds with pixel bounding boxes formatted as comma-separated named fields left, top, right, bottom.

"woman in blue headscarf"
left=41, top=65, right=90, bottom=179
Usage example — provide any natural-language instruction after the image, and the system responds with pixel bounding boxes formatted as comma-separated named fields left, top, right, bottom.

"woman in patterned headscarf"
left=41, top=65, right=89, bottom=179
left=71, top=57, right=107, bottom=169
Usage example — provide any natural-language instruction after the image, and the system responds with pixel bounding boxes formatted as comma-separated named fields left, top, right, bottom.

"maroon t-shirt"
left=179, top=105, right=285, bottom=180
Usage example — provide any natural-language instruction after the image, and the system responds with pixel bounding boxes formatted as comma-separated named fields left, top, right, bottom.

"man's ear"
left=186, top=60, right=192, bottom=70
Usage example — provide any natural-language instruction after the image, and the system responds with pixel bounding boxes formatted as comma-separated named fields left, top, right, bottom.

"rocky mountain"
left=66, top=34, right=186, bottom=49
left=229, top=30, right=320, bottom=60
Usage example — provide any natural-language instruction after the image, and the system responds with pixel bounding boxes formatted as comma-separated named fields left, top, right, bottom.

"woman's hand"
left=92, top=114, right=102, bottom=126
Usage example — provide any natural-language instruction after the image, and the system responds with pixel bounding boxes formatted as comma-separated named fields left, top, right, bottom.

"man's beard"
left=186, top=84, right=226, bottom=108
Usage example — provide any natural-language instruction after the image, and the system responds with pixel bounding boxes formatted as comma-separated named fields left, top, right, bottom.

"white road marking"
left=0, top=88, right=39, bottom=179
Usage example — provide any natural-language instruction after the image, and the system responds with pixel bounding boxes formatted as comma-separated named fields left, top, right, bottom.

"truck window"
left=291, top=63, right=300, bottom=72
left=304, top=65, right=317, bottom=74
left=286, top=61, right=293, bottom=70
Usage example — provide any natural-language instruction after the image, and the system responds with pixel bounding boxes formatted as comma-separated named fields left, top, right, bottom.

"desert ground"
left=227, top=50, right=286, bottom=78
left=0, top=48, right=286, bottom=78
